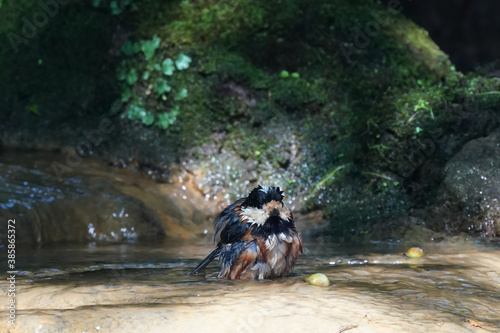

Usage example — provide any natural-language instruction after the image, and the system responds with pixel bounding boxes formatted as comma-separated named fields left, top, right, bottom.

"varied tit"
left=189, top=186, right=303, bottom=279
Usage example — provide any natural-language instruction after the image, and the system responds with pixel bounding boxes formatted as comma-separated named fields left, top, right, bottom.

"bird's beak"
left=270, top=208, right=280, bottom=217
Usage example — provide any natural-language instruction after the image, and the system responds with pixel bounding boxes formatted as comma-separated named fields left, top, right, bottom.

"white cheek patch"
left=240, top=206, right=268, bottom=226
left=241, top=202, right=292, bottom=226
left=280, top=205, right=291, bottom=221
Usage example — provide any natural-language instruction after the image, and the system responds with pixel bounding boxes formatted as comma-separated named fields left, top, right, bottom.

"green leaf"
left=154, top=78, right=171, bottom=94
left=28, top=104, right=39, bottom=115
left=142, top=113, right=154, bottom=125
left=126, top=102, right=146, bottom=120
left=280, top=70, right=289, bottom=78
left=162, top=58, right=175, bottom=76
left=126, top=68, right=138, bottom=85
left=142, top=71, right=150, bottom=80
left=156, top=108, right=178, bottom=129
left=92, top=0, right=101, bottom=7
left=415, top=126, right=423, bottom=134
left=140, top=35, right=161, bottom=60
left=175, top=53, right=191, bottom=70
left=175, top=88, right=188, bottom=101
left=156, top=113, right=170, bottom=129
left=414, top=99, right=430, bottom=112
left=291, top=72, right=300, bottom=78
left=110, top=1, right=121, bottom=15
left=170, top=105, right=180, bottom=116
left=121, top=41, right=140, bottom=56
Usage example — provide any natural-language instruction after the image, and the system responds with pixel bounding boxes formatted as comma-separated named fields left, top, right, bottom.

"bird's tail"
left=188, top=247, right=221, bottom=275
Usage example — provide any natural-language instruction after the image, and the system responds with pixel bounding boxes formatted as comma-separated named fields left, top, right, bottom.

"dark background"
left=397, top=0, right=500, bottom=72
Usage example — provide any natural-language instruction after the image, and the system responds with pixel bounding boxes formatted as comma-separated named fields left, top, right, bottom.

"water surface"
left=1, top=238, right=499, bottom=332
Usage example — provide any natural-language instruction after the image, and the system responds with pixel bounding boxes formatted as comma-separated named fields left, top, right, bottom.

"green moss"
left=165, top=0, right=266, bottom=47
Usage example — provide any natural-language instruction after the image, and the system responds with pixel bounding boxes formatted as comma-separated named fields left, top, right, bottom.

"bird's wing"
left=213, top=198, right=249, bottom=244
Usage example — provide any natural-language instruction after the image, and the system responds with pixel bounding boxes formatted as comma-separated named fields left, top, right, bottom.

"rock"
left=439, top=129, right=500, bottom=236
left=0, top=162, right=166, bottom=244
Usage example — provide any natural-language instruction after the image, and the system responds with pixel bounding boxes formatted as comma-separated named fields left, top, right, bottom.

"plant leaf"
left=126, top=102, right=146, bottom=120
left=175, top=53, right=191, bottom=70
left=140, top=35, right=161, bottom=60
left=28, top=104, right=39, bottom=115
left=154, top=78, right=171, bottom=94
left=126, top=68, right=138, bottom=85
left=157, top=111, right=174, bottom=129
left=142, top=113, right=154, bottom=125
left=175, top=88, right=188, bottom=101
left=121, top=41, right=140, bottom=56
left=110, top=1, right=121, bottom=15
left=162, top=58, right=175, bottom=76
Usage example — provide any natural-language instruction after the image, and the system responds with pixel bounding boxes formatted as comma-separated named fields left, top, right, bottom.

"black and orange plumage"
left=189, top=186, right=303, bottom=279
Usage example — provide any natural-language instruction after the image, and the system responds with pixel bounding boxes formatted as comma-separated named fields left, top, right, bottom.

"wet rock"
left=185, top=127, right=307, bottom=212
left=0, top=162, right=165, bottom=245
left=438, top=129, right=500, bottom=236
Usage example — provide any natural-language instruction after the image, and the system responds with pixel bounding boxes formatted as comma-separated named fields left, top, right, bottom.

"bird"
left=189, top=185, right=303, bottom=279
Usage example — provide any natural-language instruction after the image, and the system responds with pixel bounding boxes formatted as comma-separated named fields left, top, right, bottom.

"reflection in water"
left=1, top=238, right=499, bottom=332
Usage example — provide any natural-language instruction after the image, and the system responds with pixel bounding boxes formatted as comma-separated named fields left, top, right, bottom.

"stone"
left=440, top=129, right=500, bottom=236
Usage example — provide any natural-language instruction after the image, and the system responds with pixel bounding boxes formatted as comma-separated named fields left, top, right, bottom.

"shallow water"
left=0, top=150, right=219, bottom=245
left=1, top=238, right=499, bottom=333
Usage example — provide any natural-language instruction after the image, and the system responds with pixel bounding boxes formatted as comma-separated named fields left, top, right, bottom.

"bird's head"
left=240, top=186, right=292, bottom=226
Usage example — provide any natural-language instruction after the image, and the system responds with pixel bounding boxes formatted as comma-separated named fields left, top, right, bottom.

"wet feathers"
left=189, top=186, right=302, bottom=279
